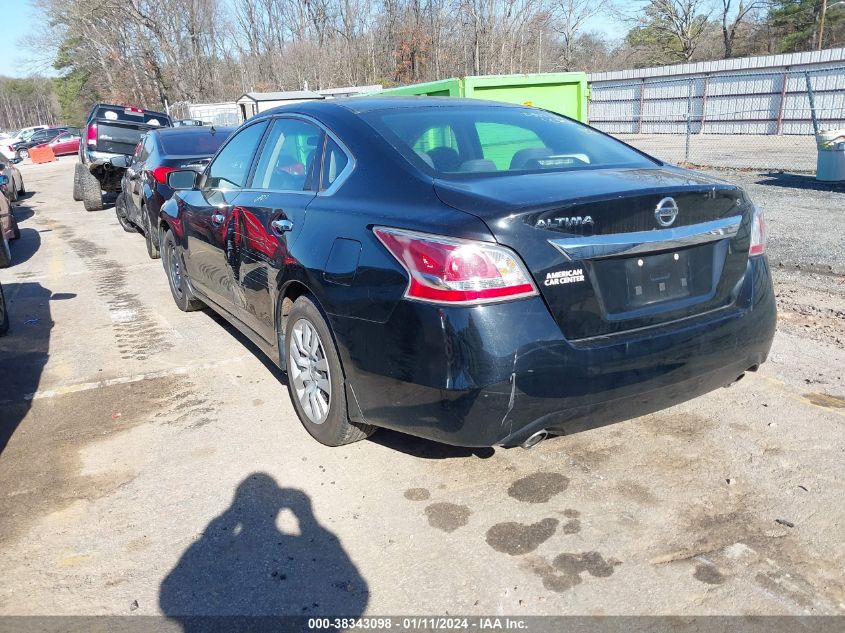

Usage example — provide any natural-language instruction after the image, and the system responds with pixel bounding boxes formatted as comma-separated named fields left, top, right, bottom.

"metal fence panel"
left=589, top=66, right=845, bottom=172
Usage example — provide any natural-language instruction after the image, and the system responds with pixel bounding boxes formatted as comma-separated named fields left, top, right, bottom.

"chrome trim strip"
left=548, top=215, right=743, bottom=260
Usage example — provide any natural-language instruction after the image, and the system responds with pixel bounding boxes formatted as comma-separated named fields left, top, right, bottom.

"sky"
left=0, top=0, right=39, bottom=78
left=0, top=0, right=627, bottom=79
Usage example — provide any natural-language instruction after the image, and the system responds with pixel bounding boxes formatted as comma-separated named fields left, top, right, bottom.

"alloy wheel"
left=288, top=318, right=332, bottom=425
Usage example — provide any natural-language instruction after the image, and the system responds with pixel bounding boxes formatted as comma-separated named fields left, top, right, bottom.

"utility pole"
left=819, top=0, right=845, bottom=49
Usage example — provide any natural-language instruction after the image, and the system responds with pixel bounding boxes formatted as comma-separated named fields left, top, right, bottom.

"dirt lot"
left=0, top=158, right=843, bottom=622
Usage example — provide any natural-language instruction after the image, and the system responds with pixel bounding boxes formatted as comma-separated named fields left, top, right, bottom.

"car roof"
left=335, top=96, right=524, bottom=113
left=259, top=96, right=525, bottom=118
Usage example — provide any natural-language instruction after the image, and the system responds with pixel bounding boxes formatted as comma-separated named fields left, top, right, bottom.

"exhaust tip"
left=520, top=429, right=548, bottom=449
left=725, top=372, right=746, bottom=388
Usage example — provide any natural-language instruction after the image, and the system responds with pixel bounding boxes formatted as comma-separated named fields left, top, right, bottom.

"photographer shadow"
left=160, top=473, right=368, bottom=632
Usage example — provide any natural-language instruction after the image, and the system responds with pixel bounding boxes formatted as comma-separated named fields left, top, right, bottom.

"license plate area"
left=596, top=245, right=714, bottom=315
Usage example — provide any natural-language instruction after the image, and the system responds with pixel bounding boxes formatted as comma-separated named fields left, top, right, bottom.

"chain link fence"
left=589, top=66, right=845, bottom=173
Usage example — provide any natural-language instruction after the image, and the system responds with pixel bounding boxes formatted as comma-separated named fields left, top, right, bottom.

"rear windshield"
left=361, top=106, right=656, bottom=176
left=95, top=106, right=171, bottom=127
left=159, top=130, right=231, bottom=156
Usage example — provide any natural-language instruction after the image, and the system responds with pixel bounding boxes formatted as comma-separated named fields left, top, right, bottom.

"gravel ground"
left=701, top=170, right=845, bottom=350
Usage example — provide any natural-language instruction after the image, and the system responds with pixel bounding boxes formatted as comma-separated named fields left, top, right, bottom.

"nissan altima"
left=158, top=98, right=776, bottom=448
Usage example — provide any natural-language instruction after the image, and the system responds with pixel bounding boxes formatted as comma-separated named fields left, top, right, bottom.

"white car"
left=0, top=125, right=49, bottom=160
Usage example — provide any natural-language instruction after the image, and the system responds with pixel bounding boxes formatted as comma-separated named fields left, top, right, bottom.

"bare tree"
left=552, top=0, right=612, bottom=70
left=629, top=0, right=712, bottom=62
left=720, top=0, right=766, bottom=58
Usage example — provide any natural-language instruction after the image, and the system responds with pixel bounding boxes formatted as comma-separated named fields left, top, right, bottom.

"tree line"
left=0, top=0, right=841, bottom=128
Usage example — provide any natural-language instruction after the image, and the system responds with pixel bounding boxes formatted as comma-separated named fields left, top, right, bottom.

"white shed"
left=236, top=91, right=325, bottom=121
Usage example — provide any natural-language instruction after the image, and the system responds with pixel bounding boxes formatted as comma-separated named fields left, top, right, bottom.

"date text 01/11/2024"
left=306, top=617, right=529, bottom=629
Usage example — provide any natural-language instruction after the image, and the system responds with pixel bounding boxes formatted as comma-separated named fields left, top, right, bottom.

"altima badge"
left=536, top=216, right=594, bottom=229
left=655, top=197, right=679, bottom=227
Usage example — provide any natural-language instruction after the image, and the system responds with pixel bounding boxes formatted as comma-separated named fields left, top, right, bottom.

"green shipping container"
left=378, top=73, right=590, bottom=123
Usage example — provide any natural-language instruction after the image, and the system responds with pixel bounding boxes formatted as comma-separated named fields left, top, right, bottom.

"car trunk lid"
left=434, top=167, right=753, bottom=340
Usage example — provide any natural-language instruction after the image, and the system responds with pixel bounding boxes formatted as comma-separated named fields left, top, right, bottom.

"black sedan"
left=158, top=98, right=776, bottom=448
left=114, top=126, right=233, bottom=258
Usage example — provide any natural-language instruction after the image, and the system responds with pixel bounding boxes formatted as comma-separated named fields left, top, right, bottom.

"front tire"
left=285, top=295, right=376, bottom=446
left=81, top=169, right=104, bottom=212
left=72, top=163, right=84, bottom=201
left=162, top=229, right=203, bottom=312
left=16, top=149, right=28, bottom=161
left=115, top=193, right=137, bottom=233
left=143, top=204, right=161, bottom=259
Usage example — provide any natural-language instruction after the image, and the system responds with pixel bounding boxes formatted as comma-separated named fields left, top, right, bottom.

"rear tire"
left=115, top=193, right=137, bottom=233
left=285, top=295, right=376, bottom=446
left=72, top=163, right=84, bottom=201
left=143, top=204, right=161, bottom=259
left=0, top=234, right=11, bottom=268
left=0, top=283, right=8, bottom=336
left=81, top=169, right=104, bottom=212
left=162, top=229, right=203, bottom=312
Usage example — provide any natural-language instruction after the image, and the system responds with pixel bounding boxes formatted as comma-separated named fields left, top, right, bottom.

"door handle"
left=211, top=213, right=225, bottom=225
left=271, top=219, right=294, bottom=235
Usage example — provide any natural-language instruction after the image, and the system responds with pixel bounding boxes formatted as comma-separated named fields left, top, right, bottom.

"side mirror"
left=0, top=175, right=8, bottom=187
left=167, top=169, right=199, bottom=190
left=109, top=155, right=130, bottom=168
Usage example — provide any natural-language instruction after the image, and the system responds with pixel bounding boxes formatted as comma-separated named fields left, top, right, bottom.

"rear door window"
left=205, top=121, right=268, bottom=190
left=251, top=118, right=323, bottom=192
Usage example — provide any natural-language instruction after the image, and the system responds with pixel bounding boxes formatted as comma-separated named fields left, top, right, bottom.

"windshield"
left=361, top=106, right=657, bottom=177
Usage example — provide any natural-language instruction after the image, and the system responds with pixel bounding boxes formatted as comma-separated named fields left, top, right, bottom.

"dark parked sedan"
left=115, top=126, right=233, bottom=258
left=158, top=98, right=776, bottom=448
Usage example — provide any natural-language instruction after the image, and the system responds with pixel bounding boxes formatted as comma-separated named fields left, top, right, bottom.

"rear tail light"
left=374, top=227, right=538, bottom=305
left=86, top=123, right=97, bottom=146
left=749, top=207, right=767, bottom=256
left=151, top=166, right=177, bottom=184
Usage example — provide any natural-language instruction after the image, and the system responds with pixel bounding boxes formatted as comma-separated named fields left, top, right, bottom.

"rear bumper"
left=335, top=256, right=776, bottom=447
